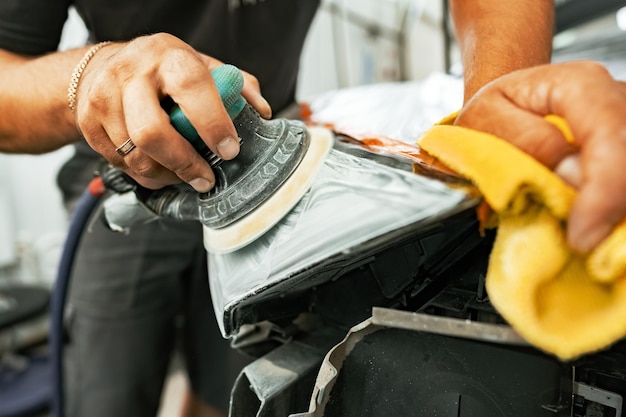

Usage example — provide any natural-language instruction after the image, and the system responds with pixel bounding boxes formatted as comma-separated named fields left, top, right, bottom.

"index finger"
left=159, top=47, right=240, bottom=161
left=123, top=76, right=217, bottom=192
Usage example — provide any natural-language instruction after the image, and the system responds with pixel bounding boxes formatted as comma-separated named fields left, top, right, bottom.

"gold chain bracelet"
left=67, top=41, right=112, bottom=112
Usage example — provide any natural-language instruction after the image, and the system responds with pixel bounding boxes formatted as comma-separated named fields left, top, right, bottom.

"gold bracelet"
left=67, top=41, right=112, bottom=112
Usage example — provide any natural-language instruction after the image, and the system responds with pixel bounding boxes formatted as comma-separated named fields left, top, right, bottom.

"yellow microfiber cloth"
left=418, top=113, right=626, bottom=361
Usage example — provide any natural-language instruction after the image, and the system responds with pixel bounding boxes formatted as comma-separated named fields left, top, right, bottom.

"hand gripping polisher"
left=102, top=64, right=333, bottom=253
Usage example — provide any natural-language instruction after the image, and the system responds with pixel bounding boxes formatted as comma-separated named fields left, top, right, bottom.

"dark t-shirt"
left=0, top=0, right=319, bottom=199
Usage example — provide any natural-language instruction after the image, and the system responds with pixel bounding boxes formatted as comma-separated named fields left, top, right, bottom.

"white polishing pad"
left=203, top=127, right=333, bottom=254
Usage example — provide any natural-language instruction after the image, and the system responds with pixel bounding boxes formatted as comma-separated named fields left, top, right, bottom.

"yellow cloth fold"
left=418, top=114, right=626, bottom=360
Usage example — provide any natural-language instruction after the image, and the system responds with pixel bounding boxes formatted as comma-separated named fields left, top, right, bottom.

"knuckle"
left=243, top=72, right=260, bottom=90
left=128, top=154, right=160, bottom=179
left=168, top=159, right=199, bottom=181
left=127, top=124, right=162, bottom=148
left=135, top=32, right=177, bottom=50
left=161, top=51, right=206, bottom=90
left=150, top=32, right=178, bottom=44
left=85, top=88, right=113, bottom=116
left=75, top=74, right=115, bottom=117
left=573, top=60, right=611, bottom=79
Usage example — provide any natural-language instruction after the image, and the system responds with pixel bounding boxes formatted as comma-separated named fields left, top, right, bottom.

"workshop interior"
left=2, top=0, right=626, bottom=416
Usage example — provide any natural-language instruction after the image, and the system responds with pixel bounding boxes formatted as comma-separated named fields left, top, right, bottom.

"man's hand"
left=74, top=33, right=271, bottom=193
left=455, top=61, right=626, bottom=253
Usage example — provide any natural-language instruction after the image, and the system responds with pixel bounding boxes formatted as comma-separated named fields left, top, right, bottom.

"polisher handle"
left=168, top=64, right=247, bottom=165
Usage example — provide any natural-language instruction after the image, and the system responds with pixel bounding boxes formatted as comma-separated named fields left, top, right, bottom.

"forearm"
left=449, top=0, right=554, bottom=104
left=0, top=47, right=91, bottom=154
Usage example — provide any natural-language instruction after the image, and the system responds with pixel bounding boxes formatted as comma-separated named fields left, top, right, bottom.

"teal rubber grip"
left=169, top=64, right=247, bottom=159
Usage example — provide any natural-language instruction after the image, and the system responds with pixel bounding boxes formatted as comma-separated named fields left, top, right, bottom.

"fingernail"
left=217, top=136, right=240, bottom=160
left=259, top=96, right=272, bottom=118
left=189, top=178, right=214, bottom=193
left=554, top=154, right=582, bottom=188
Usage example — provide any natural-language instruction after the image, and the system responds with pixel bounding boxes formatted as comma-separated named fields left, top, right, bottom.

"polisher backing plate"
left=203, top=127, right=334, bottom=254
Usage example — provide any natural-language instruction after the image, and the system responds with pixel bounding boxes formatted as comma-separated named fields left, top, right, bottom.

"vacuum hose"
left=50, top=177, right=106, bottom=417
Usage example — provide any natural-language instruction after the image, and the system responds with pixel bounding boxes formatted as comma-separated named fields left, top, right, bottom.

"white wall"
left=0, top=7, right=87, bottom=286
left=297, top=0, right=446, bottom=101
left=0, top=158, right=17, bottom=267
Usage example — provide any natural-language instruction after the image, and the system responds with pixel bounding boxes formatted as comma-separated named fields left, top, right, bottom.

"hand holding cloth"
left=419, top=113, right=626, bottom=361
